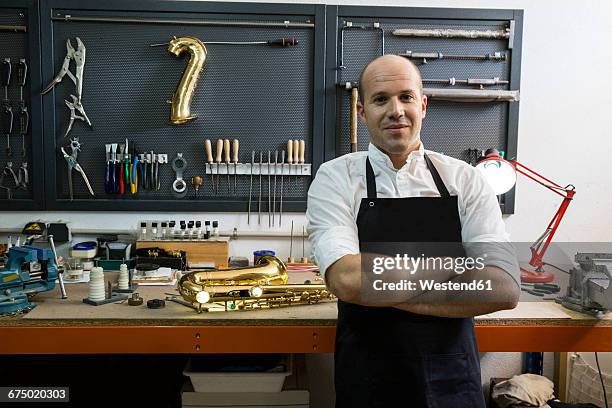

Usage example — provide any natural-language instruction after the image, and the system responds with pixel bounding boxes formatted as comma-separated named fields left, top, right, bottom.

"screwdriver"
left=205, top=139, right=214, bottom=193
left=130, top=143, right=138, bottom=194
left=124, top=138, right=130, bottom=194
left=2, top=58, right=11, bottom=102
left=215, top=139, right=223, bottom=193
left=287, top=140, right=293, bottom=191
left=299, top=140, right=305, bottom=178
left=104, top=144, right=112, bottom=193
left=232, top=139, right=239, bottom=194
left=118, top=143, right=125, bottom=194
left=224, top=139, right=231, bottom=194
left=293, top=140, right=299, bottom=187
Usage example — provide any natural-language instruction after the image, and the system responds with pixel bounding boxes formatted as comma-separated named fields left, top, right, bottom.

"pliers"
left=41, top=38, right=91, bottom=138
left=0, top=161, right=19, bottom=199
left=63, top=94, right=92, bottom=138
left=42, top=37, right=86, bottom=99
left=61, top=138, right=94, bottom=200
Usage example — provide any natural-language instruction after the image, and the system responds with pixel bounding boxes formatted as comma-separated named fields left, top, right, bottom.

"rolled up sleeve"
left=306, top=162, right=359, bottom=277
left=460, top=166, right=520, bottom=287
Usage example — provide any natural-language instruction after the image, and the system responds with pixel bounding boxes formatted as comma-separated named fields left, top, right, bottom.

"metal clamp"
left=171, top=153, right=187, bottom=198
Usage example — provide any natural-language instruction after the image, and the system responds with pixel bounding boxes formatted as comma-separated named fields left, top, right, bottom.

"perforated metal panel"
left=336, top=19, right=512, bottom=160
left=45, top=8, right=317, bottom=209
left=0, top=8, right=31, bottom=201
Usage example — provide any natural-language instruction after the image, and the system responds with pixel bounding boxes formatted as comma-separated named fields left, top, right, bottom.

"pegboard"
left=0, top=0, right=44, bottom=210
left=325, top=6, right=522, bottom=214
left=40, top=0, right=326, bottom=212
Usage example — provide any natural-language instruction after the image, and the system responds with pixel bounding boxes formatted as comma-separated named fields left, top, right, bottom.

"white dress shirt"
left=306, top=143, right=519, bottom=284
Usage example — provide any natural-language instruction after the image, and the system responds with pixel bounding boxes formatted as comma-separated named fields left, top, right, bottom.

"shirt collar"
left=367, top=142, right=425, bottom=171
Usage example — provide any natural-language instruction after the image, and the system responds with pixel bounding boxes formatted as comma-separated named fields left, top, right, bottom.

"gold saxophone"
left=167, top=36, right=207, bottom=124
left=178, top=255, right=333, bottom=311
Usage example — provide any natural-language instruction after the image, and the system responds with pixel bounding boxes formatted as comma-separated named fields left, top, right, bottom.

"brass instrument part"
left=167, top=36, right=207, bottom=124
left=177, top=255, right=333, bottom=311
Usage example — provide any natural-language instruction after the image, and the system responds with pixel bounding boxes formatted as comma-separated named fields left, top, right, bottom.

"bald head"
left=358, top=55, right=423, bottom=102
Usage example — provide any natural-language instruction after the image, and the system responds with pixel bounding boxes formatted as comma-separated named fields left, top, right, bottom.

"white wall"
left=2, top=0, right=611, bottom=406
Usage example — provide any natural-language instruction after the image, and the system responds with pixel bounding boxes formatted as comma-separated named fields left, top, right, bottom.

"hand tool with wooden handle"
left=232, top=139, right=239, bottom=195
left=224, top=139, right=230, bottom=194
left=215, top=139, right=223, bottom=193
left=205, top=139, right=214, bottom=193
left=293, top=139, right=299, bottom=187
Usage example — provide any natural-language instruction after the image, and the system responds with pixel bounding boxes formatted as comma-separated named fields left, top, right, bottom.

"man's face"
left=357, top=57, right=427, bottom=157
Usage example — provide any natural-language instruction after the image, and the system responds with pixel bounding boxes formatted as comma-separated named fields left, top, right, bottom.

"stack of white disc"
left=88, top=267, right=106, bottom=301
left=118, top=263, right=129, bottom=290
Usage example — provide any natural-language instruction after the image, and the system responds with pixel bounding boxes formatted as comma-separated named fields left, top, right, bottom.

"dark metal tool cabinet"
left=0, top=1, right=522, bottom=214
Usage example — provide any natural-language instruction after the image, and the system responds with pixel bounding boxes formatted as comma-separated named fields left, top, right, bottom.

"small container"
left=212, top=221, right=219, bottom=237
left=180, top=223, right=187, bottom=240
left=204, top=221, right=211, bottom=239
left=188, top=221, right=195, bottom=240
left=169, top=221, right=176, bottom=240
left=139, top=222, right=148, bottom=240
left=151, top=222, right=158, bottom=240
left=195, top=221, right=202, bottom=239
left=253, top=250, right=276, bottom=265
left=160, top=222, right=168, bottom=240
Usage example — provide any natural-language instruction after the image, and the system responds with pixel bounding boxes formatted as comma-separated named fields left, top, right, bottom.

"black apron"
left=335, top=154, right=485, bottom=408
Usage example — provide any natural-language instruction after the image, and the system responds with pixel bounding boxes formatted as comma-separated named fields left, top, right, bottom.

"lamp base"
left=520, top=267, right=555, bottom=283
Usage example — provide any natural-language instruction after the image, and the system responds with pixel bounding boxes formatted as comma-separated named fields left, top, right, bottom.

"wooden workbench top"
left=1, top=283, right=610, bottom=327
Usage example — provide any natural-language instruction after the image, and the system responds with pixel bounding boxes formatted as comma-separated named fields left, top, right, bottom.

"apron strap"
left=366, top=153, right=451, bottom=198
left=424, top=153, right=451, bottom=198
left=366, top=157, right=376, bottom=198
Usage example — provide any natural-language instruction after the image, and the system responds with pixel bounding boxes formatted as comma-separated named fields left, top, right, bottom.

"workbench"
left=2, top=284, right=611, bottom=354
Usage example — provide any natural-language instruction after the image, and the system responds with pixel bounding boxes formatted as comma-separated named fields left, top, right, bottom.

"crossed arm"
left=325, top=253, right=520, bottom=318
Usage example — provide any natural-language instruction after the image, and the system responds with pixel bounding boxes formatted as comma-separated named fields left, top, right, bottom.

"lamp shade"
left=475, top=151, right=517, bottom=195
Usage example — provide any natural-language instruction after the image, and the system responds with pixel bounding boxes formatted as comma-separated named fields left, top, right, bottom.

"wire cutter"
left=41, top=37, right=91, bottom=138
left=61, top=138, right=94, bottom=200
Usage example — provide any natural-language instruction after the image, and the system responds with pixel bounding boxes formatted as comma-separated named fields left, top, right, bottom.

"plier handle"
left=41, top=37, right=86, bottom=99
left=61, top=138, right=94, bottom=200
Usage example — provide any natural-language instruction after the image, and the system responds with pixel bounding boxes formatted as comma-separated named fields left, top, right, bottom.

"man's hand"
left=325, top=253, right=520, bottom=317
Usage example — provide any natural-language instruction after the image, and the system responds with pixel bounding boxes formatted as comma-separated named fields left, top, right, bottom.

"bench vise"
left=0, top=246, right=58, bottom=314
left=557, top=252, right=612, bottom=316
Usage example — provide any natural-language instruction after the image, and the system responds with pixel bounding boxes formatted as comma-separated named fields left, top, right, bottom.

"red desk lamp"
left=475, top=148, right=576, bottom=283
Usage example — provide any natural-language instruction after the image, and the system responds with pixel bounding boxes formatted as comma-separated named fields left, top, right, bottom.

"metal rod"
left=258, top=152, right=262, bottom=226
left=280, top=150, right=285, bottom=227
left=0, top=25, right=27, bottom=32
left=48, top=234, right=68, bottom=299
left=424, top=88, right=519, bottom=102
left=399, top=51, right=506, bottom=62
left=248, top=151, right=254, bottom=225
left=267, top=151, right=271, bottom=227
left=273, top=150, right=278, bottom=227
left=51, top=14, right=313, bottom=29
left=392, top=27, right=510, bottom=39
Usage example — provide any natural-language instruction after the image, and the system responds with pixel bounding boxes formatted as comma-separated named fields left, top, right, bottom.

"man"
left=306, top=55, right=520, bottom=407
